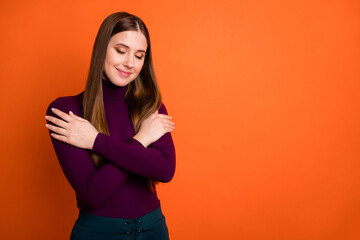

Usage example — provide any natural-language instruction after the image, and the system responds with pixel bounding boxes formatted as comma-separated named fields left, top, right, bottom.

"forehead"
left=108, top=30, right=147, bottom=51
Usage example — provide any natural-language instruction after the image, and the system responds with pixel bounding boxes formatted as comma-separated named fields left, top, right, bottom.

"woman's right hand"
left=133, top=110, right=175, bottom=147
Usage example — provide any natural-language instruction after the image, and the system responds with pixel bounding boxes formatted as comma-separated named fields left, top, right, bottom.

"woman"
left=44, top=12, right=176, bottom=240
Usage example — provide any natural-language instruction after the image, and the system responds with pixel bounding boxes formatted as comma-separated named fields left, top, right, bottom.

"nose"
left=123, top=54, right=134, bottom=68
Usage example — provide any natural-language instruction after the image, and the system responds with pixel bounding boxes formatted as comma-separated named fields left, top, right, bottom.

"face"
left=103, top=30, right=147, bottom=86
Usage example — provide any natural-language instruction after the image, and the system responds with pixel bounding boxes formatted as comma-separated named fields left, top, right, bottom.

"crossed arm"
left=45, top=97, right=176, bottom=208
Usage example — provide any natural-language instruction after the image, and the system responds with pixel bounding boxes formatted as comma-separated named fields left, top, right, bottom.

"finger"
left=164, top=121, right=175, bottom=128
left=45, top=123, right=68, bottom=136
left=45, top=115, right=69, bottom=128
left=51, top=108, right=72, bottom=122
left=69, top=111, right=87, bottom=122
left=160, top=118, right=175, bottom=125
left=158, top=119, right=175, bottom=132
left=50, top=133, right=69, bottom=143
left=164, top=124, right=175, bottom=133
left=157, top=114, right=172, bottom=119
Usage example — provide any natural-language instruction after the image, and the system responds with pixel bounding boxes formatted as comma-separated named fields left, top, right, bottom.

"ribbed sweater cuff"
left=126, top=137, right=146, bottom=148
left=93, top=133, right=145, bottom=155
left=92, top=132, right=107, bottom=153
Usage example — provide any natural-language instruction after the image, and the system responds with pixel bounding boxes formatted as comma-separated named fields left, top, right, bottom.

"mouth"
left=116, top=68, right=131, bottom=77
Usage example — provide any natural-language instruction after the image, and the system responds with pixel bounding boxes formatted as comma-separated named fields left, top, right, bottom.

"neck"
left=102, top=79, right=128, bottom=101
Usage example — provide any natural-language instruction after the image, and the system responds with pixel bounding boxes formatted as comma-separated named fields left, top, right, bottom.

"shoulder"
left=158, top=102, right=170, bottom=115
left=45, top=92, right=84, bottom=117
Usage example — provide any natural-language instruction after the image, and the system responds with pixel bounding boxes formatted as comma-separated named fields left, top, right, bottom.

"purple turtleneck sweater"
left=45, top=79, right=176, bottom=219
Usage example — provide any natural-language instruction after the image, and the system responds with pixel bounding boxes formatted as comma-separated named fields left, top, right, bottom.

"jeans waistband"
left=77, top=204, right=164, bottom=232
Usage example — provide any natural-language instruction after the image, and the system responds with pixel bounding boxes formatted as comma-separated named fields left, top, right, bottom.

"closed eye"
left=116, top=49, right=143, bottom=60
left=116, top=49, right=125, bottom=54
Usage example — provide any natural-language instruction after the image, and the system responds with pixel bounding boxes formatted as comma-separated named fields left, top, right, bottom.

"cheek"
left=104, top=57, right=112, bottom=73
left=105, top=48, right=123, bottom=65
left=136, top=62, right=145, bottom=73
left=105, top=53, right=117, bottom=65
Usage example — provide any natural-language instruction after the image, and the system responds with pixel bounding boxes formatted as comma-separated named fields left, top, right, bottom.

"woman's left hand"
left=45, top=108, right=99, bottom=150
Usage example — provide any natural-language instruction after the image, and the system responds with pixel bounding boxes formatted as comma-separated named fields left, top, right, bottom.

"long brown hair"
left=82, top=12, right=162, bottom=192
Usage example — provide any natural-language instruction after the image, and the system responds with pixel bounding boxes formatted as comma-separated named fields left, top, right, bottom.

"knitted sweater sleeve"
left=46, top=97, right=130, bottom=209
left=92, top=103, right=176, bottom=183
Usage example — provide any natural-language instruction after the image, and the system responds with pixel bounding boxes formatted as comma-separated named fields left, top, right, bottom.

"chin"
left=110, top=77, right=136, bottom=87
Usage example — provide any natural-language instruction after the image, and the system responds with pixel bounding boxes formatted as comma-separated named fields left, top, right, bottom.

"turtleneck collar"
left=102, top=79, right=128, bottom=101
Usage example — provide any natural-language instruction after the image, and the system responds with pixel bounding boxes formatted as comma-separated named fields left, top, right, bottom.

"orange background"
left=1, top=0, right=359, bottom=239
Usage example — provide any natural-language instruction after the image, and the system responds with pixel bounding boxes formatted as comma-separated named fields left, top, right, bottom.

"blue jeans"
left=70, top=204, right=169, bottom=240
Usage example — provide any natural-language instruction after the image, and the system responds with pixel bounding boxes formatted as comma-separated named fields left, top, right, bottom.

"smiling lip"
left=116, top=68, right=131, bottom=77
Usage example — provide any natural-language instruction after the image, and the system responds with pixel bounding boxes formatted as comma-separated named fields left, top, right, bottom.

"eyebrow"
left=115, top=43, right=146, bottom=53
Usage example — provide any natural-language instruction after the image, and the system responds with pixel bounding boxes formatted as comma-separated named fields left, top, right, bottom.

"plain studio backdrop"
left=0, top=0, right=359, bottom=239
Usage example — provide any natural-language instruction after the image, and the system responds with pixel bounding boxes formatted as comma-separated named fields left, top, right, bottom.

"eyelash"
left=116, top=49, right=143, bottom=60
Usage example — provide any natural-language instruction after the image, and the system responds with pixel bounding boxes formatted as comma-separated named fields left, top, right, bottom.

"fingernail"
left=51, top=108, right=54, bottom=111
left=45, top=116, right=48, bottom=119
left=69, top=111, right=73, bottom=114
